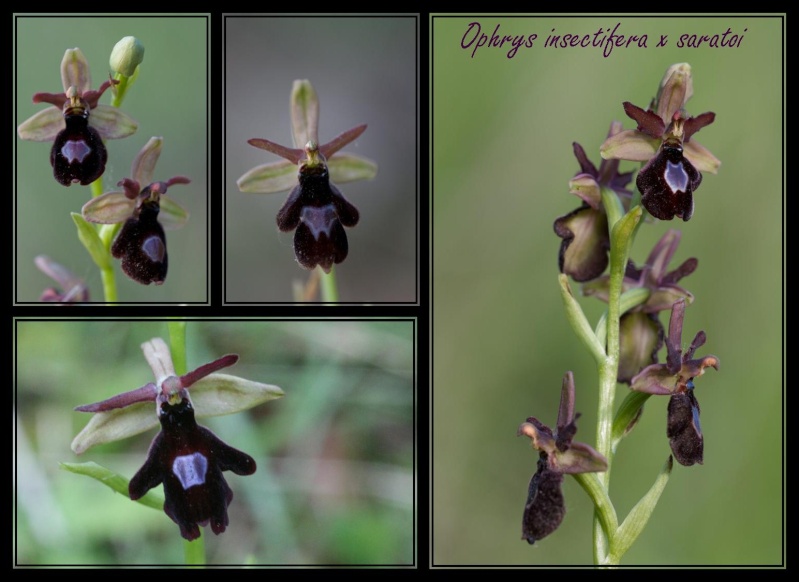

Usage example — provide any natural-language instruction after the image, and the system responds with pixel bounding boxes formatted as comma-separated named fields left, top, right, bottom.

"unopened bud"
left=110, top=36, right=145, bottom=77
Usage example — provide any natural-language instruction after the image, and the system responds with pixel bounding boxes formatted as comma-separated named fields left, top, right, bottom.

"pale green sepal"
left=291, top=79, right=319, bottom=147
left=190, top=372, right=285, bottom=416
left=558, top=274, right=605, bottom=366
left=684, top=139, right=721, bottom=174
left=71, top=401, right=157, bottom=455
left=159, top=196, right=190, bottom=231
left=600, top=130, right=659, bottom=162
left=60, top=461, right=163, bottom=510
left=90, top=105, right=138, bottom=139
left=610, top=390, right=651, bottom=453
left=608, top=456, right=673, bottom=563
left=131, top=136, right=162, bottom=186
left=72, top=212, right=112, bottom=270
left=72, top=372, right=284, bottom=454
left=17, top=107, right=64, bottom=142
left=82, top=192, right=135, bottom=224
left=61, top=48, right=91, bottom=94
left=328, top=154, right=378, bottom=183
left=237, top=160, right=297, bottom=193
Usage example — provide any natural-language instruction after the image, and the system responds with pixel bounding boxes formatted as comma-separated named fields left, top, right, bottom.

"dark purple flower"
left=583, top=229, right=698, bottom=383
left=81, top=137, right=190, bottom=285
left=16, top=48, right=137, bottom=186
left=517, top=372, right=608, bottom=544
left=75, top=338, right=258, bottom=540
left=554, top=122, right=634, bottom=282
left=599, top=64, right=719, bottom=221
left=128, top=389, right=256, bottom=541
left=630, top=299, right=719, bottom=466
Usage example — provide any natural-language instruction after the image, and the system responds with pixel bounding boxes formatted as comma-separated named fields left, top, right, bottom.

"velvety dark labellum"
left=636, top=141, right=701, bottom=222
left=667, top=381, right=703, bottom=466
left=50, top=110, right=107, bottom=186
left=521, top=456, right=565, bottom=545
left=129, top=396, right=256, bottom=541
left=276, top=164, right=360, bottom=273
left=111, top=201, right=168, bottom=285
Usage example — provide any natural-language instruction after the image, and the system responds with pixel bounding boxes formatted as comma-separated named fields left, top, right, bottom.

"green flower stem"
left=90, top=176, right=104, bottom=198
left=111, top=74, right=130, bottom=108
left=592, top=201, right=642, bottom=564
left=167, top=321, right=205, bottom=565
left=168, top=321, right=188, bottom=376
left=572, top=472, right=618, bottom=544
left=320, top=266, right=339, bottom=302
left=98, top=224, right=121, bottom=303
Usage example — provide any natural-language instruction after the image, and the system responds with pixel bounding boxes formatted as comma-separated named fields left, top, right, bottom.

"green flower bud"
left=110, top=36, right=145, bottom=77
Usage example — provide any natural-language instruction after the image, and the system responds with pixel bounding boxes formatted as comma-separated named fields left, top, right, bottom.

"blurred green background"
left=432, top=15, right=782, bottom=566
left=15, top=16, right=208, bottom=303
left=15, top=319, right=415, bottom=565
left=225, top=16, right=417, bottom=303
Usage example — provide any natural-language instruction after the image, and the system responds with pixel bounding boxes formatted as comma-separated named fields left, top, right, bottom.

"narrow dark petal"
left=180, top=354, right=239, bottom=388
left=293, top=210, right=348, bottom=273
left=622, top=101, right=666, bottom=139
left=247, top=138, right=304, bottom=164
left=75, top=383, right=157, bottom=412
left=572, top=142, right=598, bottom=177
left=682, top=112, right=716, bottom=142
left=111, top=202, right=168, bottom=285
left=521, top=457, right=565, bottom=545
left=118, top=178, right=141, bottom=200
left=50, top=112, right=107, bottom=186
left=276, top=184, right=304, bottom=231
left=661, top=257, right=698, bottom=285
left=666, top=299, right=686, bottom=374
left=684, top=331, right=707, bottom=361
left=32, top=91, right=68, bottom=108
left=319, top=123, right=367, bottom=159
left=637, top=142, right=700, bottom=221
left=556, top=371, right=576, bottom=432
left=667, top=388, right=703, bottom=466
left=329, top=182, right=360, bottom=227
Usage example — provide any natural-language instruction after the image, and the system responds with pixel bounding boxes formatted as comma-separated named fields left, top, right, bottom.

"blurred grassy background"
left=15, top=320, right=415, bottom=565
left=432, top=15, right=782, bottom=566
left=225, top=16, right=417, bottom=303
left=15, top=15, right=208, bottom=303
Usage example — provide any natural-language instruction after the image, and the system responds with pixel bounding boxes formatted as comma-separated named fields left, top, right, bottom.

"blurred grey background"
left=225, top=16, right=417, bottom=303
left=15, top=15, right=209, bottom=303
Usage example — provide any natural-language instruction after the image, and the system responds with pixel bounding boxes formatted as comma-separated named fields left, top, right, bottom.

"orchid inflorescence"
left=521, top=63, right=721, bottom=562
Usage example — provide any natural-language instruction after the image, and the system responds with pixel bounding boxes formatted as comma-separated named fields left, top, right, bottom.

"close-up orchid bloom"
left=599, top=63, right=720, bottom=221
left=237, top=80, right=377, bottom=273
left=81, top=137, right=190, bottom=285
left=17, top=47, right=138, bottom=186
left=73, top=338, right=284, bottom=541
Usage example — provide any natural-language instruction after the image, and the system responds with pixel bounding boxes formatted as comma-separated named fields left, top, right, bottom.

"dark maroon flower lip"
left=128, top=393, right=256, bottom=541
left=518, top=372, right=608, bottom=544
